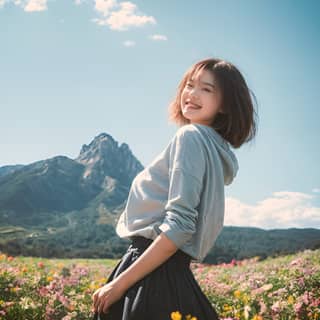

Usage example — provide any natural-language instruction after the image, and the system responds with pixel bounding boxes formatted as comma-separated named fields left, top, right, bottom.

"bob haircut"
left=168, top=58, right=258, bottom=148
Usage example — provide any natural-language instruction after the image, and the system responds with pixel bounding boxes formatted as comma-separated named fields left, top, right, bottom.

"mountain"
left=0, top=164, right=24, bottom=178
left=0, top=133, right=143, bottom=225
left=0, top=132, right=143, bottom=257
left=0, top=133, right=319, bottom=263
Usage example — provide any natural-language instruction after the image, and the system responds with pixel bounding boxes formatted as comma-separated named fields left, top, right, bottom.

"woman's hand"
left=92, top=279, right=126, bottom=314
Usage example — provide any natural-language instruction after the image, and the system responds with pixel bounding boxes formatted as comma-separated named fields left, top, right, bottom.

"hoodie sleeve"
left=157, top=125, right=206, bottom=248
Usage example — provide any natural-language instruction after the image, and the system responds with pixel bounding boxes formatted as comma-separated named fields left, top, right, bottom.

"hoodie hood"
left=191, top=123, right=239, bottom=185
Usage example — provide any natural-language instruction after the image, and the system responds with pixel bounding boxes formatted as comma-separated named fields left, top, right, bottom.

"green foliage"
left=1, top=224, right=320, bottom=264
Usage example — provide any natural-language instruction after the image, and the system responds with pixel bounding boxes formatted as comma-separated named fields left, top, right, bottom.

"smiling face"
left=180, top=67, right=223, bottom=126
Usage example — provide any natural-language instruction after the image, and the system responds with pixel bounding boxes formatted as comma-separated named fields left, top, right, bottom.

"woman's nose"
left=189, top=87, right=199, bottom=98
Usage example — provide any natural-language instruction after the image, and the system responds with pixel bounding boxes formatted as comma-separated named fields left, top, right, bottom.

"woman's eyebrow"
left=200, top=81, right=216, bottom=88
left=188, top=79, right=216, bottom=88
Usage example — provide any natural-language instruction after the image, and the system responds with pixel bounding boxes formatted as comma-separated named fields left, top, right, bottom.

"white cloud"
left=93, top=1, right=156, bottom=31
left=3, top=0, right=157, bottom=31
left=9, top=0, right=47, bottom=11
left=312, top=188, right=320, bottom=193
left=95, top=0, right=115, bottom=16
left=122, top=40, right=135, bottom=47
left=24, top=0, right=47, bottom=12
left=224, top=191, right=320, bottom=229
left=149, top=34, right=167, bottom=41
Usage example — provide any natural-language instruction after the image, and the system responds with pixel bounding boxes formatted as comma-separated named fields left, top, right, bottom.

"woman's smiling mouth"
left=185, top=102, right=201, bottom=109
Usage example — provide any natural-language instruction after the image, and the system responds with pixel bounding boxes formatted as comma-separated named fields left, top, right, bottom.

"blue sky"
left=1, top=0, right=319, bottom=229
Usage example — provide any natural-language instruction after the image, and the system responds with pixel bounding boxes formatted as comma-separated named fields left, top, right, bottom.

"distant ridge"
left=0, top=164, right=24, bottom=178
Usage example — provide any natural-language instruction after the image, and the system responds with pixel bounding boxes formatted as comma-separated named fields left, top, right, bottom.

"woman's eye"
left=186, top=83, right=193, bottom=88
left=203, top=88, right=212, bottom=92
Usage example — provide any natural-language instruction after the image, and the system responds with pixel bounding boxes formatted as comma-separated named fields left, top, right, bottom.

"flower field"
left=0, top=249, right=319, bottom=320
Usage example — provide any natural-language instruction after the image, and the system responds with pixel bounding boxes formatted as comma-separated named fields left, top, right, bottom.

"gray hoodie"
left=116, top=123, right=239, bottom=262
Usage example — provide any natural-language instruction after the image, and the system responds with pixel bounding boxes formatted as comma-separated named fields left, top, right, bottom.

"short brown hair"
left=168, top=58, right=258, bottom=148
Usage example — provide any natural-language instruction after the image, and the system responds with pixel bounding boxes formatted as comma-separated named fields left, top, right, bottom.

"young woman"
left=92, top=57, right=258, bottom=320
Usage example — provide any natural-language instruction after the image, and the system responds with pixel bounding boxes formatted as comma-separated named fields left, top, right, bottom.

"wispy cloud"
left=24, top=0, right=47, bottom=12
left=93, top=1, right=156, bottom=31
left=3, top=0, right=48, bottom=12
left=1, top=0, right=157, bottom=33
left=123, top=40, right=135, bottom=47
left=312, top=188, right=320, bottom=193
left=149, top=34, right=167, bottom=41
left=225, top=191, right=320, bottom=229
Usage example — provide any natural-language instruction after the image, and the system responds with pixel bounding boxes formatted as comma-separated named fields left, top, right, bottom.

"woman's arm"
left=117, top=232, right=178, bottom=289
left=93, top=232, right=178, bottom=314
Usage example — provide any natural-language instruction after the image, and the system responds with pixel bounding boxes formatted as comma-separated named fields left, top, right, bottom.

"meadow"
left=0, top=249, right=319, bottom=320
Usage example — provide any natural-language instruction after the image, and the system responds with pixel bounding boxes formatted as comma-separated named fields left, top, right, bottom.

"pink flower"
left=302, top=291, right=309, bottom=305
left=290, top=258, right=302, bottom=266
left=230, top=259, right=237, bottom=265
left=38, top=286, right=49, bottom=297
left=298, top=277, right=305, bottom=287
left=310, top=298, right=320, bottom=307
left=45, top=305, right=55, bottom=317
left=56, top=292, right=70, bottom=307
left=271, top=301, right=280, bottom=313
left=294, top=302, right=303, bottom=313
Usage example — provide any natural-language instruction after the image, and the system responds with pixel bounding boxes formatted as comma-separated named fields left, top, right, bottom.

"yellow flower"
left=171, top=311, right=182, bottom=320
left=252, top=315, right=263, bottom=320
left=242, top=293, right=249, bottom=304
left=47, top=276, right=53, bottom=282
left=99, top=277, right=107, bottom=284
left=223, top=304, right=232, bottom=311
left=57, top=262, right=64, bottom=269
left=234, top=290, right=241, bottom=298
left=287, top=295, right=295, bottom=304
left=185, top=314, right=197, bottom=320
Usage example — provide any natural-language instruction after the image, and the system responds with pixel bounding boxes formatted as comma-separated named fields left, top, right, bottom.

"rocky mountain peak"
left=78, top=133, right=117, bottom=157
left=75, top=132, right=143, bottom=187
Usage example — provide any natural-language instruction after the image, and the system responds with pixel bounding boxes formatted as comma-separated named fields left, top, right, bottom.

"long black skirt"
left=93, top=236, right=219, bottom=320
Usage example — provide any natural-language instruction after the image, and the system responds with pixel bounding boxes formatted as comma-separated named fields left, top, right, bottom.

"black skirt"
left=93, top=236, right=219, bottom=320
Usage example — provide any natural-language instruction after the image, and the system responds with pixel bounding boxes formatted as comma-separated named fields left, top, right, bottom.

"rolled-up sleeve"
left=157, top=126, right=206, bottom=248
